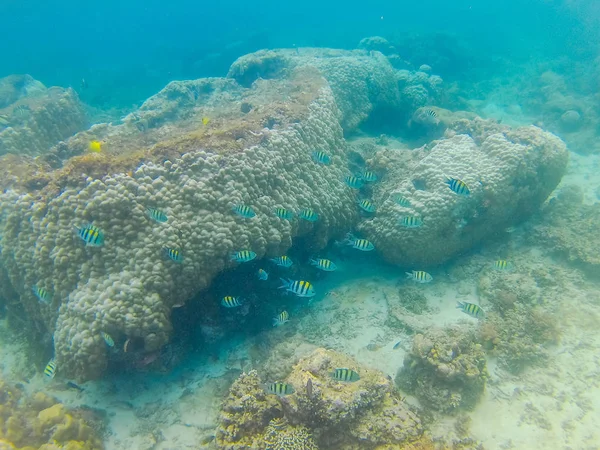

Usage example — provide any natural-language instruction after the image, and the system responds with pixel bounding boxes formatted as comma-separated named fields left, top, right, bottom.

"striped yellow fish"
left=399, top=216, right=423, bottom=228
left=310, top=258, right=337, bottom=271
left=298, top=208, right=318, bottom=222
left=230, top=250, right=257, bottom=263
left=101, top=332, right=114, bottom=347
left=44, top=359, right=57, bottom=379
left=312, top=151, right=331, bottom=165
left=358, top=199, right=376, bottom=213
left=344, top=175, right=363, bottom=189
left=445, top=177, right=470, bottom=196
left=493, top=260, right=513, bottom=271
left=346, top=237, right=374, bottom=251
left=75, top=224, right=104, bottom=246
left=270, top=255, right=293, bottom=268
left=279, top=278, right=315, bottom=298
left=406, top=270, right=433, bottom=283
left=331, top=368, right=360, bottom=382
left=232, top=204, right=256, bottom=219
left=163, top=247, right=183, bottom=262
left=273, top=310, right=289, bottom=326
left=221, top=296, right=242, bottom=308
left=266, top=382, right=295, bottom=396
left=361, top=171, right=377, bottom=182
left=146, top=207, right=168, bottom=223
left=32, top=285, right=52, bottom=304
left=456, top=301, right=485, bottom=319
left=392, top=194, right=411, bottom=207
left=274, top=207, right=294, bottom=220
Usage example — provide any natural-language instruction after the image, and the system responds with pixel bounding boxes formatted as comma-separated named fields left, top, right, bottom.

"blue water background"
left=1, top=0, right=598, bottom=108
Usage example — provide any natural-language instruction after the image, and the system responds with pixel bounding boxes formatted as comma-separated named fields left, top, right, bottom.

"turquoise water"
left=1, top=1, right=600, bottom=449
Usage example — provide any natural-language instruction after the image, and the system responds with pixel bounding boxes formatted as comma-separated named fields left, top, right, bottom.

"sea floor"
left=1, top=155, right=600, bottom=450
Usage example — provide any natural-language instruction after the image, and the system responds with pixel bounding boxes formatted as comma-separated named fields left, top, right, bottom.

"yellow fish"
left=202, top=117, right=210, bottom=125
left=88, top=140, right=102, bottom=153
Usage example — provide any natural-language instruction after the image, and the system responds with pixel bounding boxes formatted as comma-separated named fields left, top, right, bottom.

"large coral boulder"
left=359, top=118, right=568, bottom=266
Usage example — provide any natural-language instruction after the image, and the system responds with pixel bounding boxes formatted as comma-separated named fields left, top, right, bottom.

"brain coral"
left=358, top=118, right=568, bottom=266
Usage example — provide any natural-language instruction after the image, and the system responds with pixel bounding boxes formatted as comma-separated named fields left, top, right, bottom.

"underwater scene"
left=1, top=0, right=600, bottom=449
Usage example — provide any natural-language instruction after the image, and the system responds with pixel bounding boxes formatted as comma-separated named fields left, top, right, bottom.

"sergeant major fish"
left=330, top=368, right=360, bottom=382
left=345, top=235, right=374, bottom=251
left=298, top=208, right=318, bottom=222
left=344, top=175, right=364, bottom=189
left=232, top=204, right=256, bottom=219
left=266, top=382, right=295, bottom=396
left=361, top=171, right=378, bottom=182
left=493, top=260, right=513, bottom=271
left=274, top=207, right=294, bottom=220
left=273, top=310, right=289, bottom=326
left=270, top=255, right=293, bottom=268
left=279, top=278, right=315, bottom=298
left=456, top=301, right=485, bottom=319
left=146, top=207, right=168, bottom=223
left=312, top=151, right=331, bottom=165
left=445, top=177, right=471, bottom=196
left=399, top=216, right=423, bottom=228
left=32, top=285, right=52, bottom=304
left=231, top=250, right=257, bottom=263
left=75, top=224, right=104, bottom=246
left=221, top=296, right=242, bottom=308
left=406, top=270, right=433, bottom=283
left=310, top=258, right=337, bottom=271
left=163, top=247, right=183, bottom=263
left=44, top=359, right=57, bottom=380
left=358, top=199, right=376, bottom=213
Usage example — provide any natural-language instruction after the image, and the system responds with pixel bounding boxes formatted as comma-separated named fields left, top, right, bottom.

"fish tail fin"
left=278, top=278, right=290, bottom=290
left=405, top=272, right=413, bottom=279
left=456, top=301, right=464, bottom=309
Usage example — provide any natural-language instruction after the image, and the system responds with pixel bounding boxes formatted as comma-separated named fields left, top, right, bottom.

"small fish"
left=445, top=177, right=470, bottom=196
left=146, top=207, right=168, bottom=223
left=0, top=114, right=10, bottom=126
left=257, top=268, right=269, bottom=280
left=310, top=258, right=337, bottom=271
left=44, top=359, right=57, bottom=379
left=346, top=237, right=375, bottom=251
left=163, top=247, right=183, bottom=263
left=399, top=216, right=423, bottom=228
left=493, top=260, right=513, bottom=271
left=392, top=194, right=411, bottom=207
left=344, top=175, right=364, bottom=189
left=358, top=199, right=376, bottom=213
left=366, top=343, right=381, bottom=351
left=273, top=310, right=289, bottom=326
left=456, top=301, right=485, bottom=319
left=221, top=296, right=242, bottom=308
left=101, top=332, right=114, bottom=347
left=331, top=368, right=360, bottom=382
left=75, top=224, right=104, bottom=246
left=32, top=285, right=52, bottom=304
left=270, top=255, right=293, bottom=268
left=393, top=341, right=402, bottom=350
left=80, top=78, right=88, bottom=90
left=266, top=382, right=295, bottom=396
left=361, top=171, right=378, bottom=182
left=425, top=108, right=438, bottom=118
left=298, top=208, right=318, bottom=222
left=306, top=378, right=313, bottom=398
left=231, top=250, right=257, bottom=263
left=312, top=151, right=331, bottom=165
left=279, top=278, right=315, bottom=298
left=202, top=117, right=210, bottom=125
left=12, top=104, right=30, bottom=118
left=232, top=204, right=256, bottom=219
left=88, top=140, right=102, bottom=153
left=66, top=381, right=85, bottom=392
left=274, top=207, right=294, bottom=220
left=406, top=270, right=433, bottom=283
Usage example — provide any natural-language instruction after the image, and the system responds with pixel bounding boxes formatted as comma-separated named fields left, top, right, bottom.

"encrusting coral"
left=397, top=327, right=488, bottom=414
left=215, top=348, right=423, bottom=449
left=0, top=379, right=104, bottom=449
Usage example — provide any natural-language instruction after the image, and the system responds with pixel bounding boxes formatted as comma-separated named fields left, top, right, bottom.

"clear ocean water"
left=0, top=1, right=599, bottom=449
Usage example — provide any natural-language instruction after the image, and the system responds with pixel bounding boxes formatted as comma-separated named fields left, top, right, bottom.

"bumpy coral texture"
left=0, top=82, right=356, bottom=380
left=0, top=379, right=103, bottom=449
left=228, top=48, right=443, bottom=131
left=359, top=118, right=568, bottom=266
left=397, top=327, right=488, bottom=414
left=0, top=86, right=86, bottom=157
left=215, top=348, right=423, bottom=450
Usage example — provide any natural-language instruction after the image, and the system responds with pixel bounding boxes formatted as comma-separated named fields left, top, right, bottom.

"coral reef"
left=215, top=348, right=423, bottom=449
left=0, top=81, right=86, bottom=157
left=358, top=118, right=568, bottom=266
left=532, top=185, right=600, bottom=274
left=397, top=327, right=488, bottom=414
left=0, top=379, right=104, bottom=449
